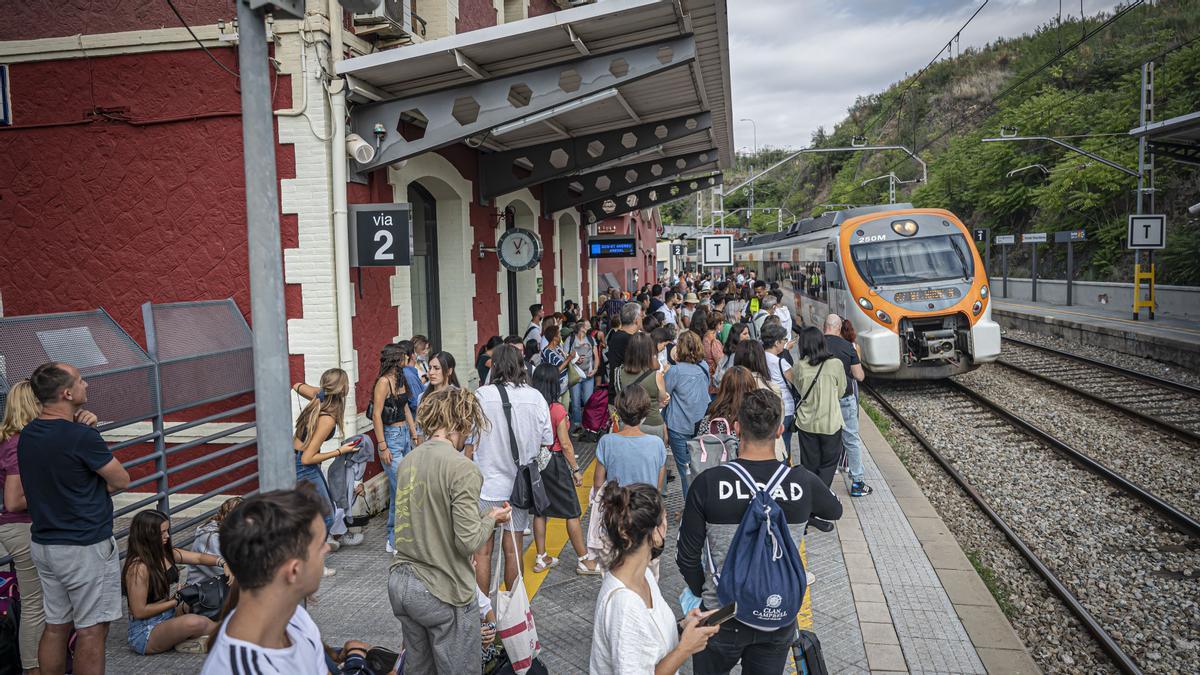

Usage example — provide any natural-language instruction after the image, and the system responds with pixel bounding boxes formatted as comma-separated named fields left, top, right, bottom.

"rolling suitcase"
left=580, top=387, right=610, bottom=441
left=792, top=629, right=829, bottom=675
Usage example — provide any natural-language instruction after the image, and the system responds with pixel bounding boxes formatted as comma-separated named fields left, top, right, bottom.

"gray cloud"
left=728, top=0, right=1120, bottom=150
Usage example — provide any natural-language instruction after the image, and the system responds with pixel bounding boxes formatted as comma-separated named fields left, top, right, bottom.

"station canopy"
left=1128, top=110, right=1200, bottom=166
left=336, top=0, right=733, bottom=222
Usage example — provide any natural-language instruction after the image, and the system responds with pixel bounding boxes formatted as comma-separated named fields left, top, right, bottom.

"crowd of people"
left=0, top=269, right=877, bottom=675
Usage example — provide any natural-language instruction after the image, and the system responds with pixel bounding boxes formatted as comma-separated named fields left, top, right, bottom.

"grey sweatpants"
left=388, top=564, right=479, bottom=675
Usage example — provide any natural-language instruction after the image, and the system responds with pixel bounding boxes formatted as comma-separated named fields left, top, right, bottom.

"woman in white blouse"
left=589, top=483, right=717, bottom=674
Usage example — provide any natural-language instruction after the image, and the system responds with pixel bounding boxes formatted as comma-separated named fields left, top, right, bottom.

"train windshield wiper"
left=950, top=239, right=971, bottom=280
left=858, top=246, right=878, bottom=287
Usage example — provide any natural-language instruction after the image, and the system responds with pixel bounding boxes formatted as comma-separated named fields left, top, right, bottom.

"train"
left=732, top=204, right=1000, bottom=379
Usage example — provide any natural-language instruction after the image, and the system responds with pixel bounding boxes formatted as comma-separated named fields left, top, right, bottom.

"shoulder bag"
left=176, top=574, right=230, bottom=621
left=497, top=386, right=550, bottom=513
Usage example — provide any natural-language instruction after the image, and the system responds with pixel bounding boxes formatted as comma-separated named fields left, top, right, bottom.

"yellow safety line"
left=522, top=457, right=598, bottom=598
left=997, top=301, right=1200, bottom=338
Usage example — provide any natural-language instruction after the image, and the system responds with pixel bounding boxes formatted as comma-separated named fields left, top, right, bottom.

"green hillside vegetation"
left=674, top=0, right=1200, bottom=285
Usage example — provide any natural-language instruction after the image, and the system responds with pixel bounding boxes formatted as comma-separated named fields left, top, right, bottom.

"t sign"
left=701, top=235, right=733, bottom=267
left=1127, top=214, right=1166, bottom=250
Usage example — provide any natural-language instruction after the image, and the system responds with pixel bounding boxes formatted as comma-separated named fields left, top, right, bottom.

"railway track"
left=866, top=379, right=1200, bottom=675
left=998, top=336, right=1200, bottom=444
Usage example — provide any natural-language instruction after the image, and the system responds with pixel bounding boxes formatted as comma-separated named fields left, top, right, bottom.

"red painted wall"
left=0, top=49, right=294, bottom=494
left=527, top=0, right=559, bottom=18
left=594, top=210, right=659, bottom=294
left=457, top=0, right=498, bottom=33
left=2, top=0, right=231, bottom=41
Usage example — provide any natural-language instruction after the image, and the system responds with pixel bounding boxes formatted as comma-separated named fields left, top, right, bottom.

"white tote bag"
left=493, top=528, right=541, bottom=674
left=585, top=483, right=610, bottom=559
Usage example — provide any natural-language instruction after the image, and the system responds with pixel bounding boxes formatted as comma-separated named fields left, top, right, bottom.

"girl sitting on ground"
left=186, top=496, right=244, bottom=586
left=123, top=510, right=228, bottom=655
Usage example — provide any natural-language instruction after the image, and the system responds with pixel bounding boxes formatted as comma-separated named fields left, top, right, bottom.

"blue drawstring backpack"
left=714, top=462, right=806, bottom=631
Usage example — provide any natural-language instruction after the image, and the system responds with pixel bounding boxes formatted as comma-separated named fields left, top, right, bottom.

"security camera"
left=346, top=134, right=375, bottom=164
left=1189, top=201, right=1200, bottom=216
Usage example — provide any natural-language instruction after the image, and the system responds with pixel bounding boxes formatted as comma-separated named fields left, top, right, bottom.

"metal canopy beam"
left=543, top=149, right=718, bottom=214
left=480, top=111, right=712, bottom=201
left=581, top=173, right=723, bottom=225
left=348, top=35, right=697, bottom=173
left=1148, top=140, right=1200, bottom=166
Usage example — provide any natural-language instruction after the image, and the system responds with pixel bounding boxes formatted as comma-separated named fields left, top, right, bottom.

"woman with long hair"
left=475, top=336, right=503, bottom=385
left=186, top=496, right=244, bottom=585
left=698, top=366, right=756, bottom=436
left=426, top=351, right=461, bottom=393
left=529, top=364, right=600, bottom=575
left=733, top=339, right=780, bottom=398
left=0, top=380, right=46, bottom=673
left=589, top=483, right=716, bottom=672
left=616, top=333, right=670, bottom=443
left=662, top=331, right=712, bottom=498
left=122, top=510, right=224, bottom=655
left=792, top=326, right=847, bottom=487
left=292, top=367, right=358, bottom=569
left=698, top=311, right=724, bottom=394
left=566, top=320, right=600, bottom=431
left=367, top=345, right=418, bottom=556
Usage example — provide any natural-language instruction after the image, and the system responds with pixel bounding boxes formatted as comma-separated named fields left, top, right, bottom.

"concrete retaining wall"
left=991, top=278, right=1200, bottom=321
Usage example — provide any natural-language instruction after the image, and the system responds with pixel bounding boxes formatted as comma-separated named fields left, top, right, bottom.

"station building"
left=0, top=0, right=733, bottom=439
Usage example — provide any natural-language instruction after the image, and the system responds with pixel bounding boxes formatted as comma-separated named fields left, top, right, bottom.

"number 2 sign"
left=350, top=204, right=411, bottom=267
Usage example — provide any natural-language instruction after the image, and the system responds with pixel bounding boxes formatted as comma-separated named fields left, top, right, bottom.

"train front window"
left=850, top=234, right=974, bottom=287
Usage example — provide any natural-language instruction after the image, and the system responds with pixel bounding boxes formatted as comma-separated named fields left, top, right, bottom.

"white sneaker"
left=522, top=527, right=532, bottom=536
left=806, top=570, right=816, bottom=585
left=386, top=541, right=396, bottom=555
left=342, top=532, right=364, bottom=546
left=326, top=536, right=341, bottom=552
left=323, top=566, right=337, bottom=577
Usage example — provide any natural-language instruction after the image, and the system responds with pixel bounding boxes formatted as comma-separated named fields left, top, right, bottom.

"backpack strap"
left=495, top=385, right=521, bottom=467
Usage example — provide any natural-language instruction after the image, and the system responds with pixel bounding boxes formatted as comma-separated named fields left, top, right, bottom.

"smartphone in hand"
left=700, top=602, right=737, bottom=627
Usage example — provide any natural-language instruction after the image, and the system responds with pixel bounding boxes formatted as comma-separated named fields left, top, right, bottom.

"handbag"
left=176, top=575, right=230, bottom=621
left=497, top=386, right=550, bottom=513
left=492, top=528, right=541, bottom=675
left=687, top=417, right=739, bottom=478
left=365, top=378, right=405, bottom=426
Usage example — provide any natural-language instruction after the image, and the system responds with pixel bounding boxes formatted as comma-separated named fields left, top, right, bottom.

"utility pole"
left=1134, top=61, right=1156, bottom=319
left=237, top=0, right=303, bottom=491
left=740, top=119, right=757, bottom=228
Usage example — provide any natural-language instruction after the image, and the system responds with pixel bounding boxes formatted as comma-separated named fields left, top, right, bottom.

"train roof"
left=735, top=203, right=914, bottom=248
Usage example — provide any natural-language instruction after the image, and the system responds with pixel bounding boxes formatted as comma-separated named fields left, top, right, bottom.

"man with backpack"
left=676, top=389, right=842, bottom=674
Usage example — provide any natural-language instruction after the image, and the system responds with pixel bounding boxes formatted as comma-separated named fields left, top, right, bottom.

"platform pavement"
left=992, top=298, right=1200, bottom=370
left=103, top=411, right=1036, bottom=674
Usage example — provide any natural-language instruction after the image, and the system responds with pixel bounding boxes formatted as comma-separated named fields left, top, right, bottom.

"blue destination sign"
left=588, top=236, right=637, bottom=258
left=1054, top=229, right=1086, bottom=243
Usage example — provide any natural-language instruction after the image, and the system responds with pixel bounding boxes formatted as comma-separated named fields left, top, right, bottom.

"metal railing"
left=0, top=299, right=259, bottom=556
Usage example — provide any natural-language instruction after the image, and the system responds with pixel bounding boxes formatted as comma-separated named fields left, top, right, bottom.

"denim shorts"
left=127, top=606, right=175, bottom=654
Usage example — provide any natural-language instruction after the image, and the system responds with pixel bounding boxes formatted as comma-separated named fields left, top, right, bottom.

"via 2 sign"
left=349, top=203, right=411, bottom=267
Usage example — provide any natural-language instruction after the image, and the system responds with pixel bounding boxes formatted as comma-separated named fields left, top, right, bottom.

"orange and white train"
left=733, top=204, right=1001, bottom=379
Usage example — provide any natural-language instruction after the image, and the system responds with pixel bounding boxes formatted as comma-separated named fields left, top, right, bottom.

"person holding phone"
left=590, top=482, right=718, bottom=674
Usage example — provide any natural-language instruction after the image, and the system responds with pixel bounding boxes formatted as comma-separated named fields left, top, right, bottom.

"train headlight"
left=980, top=285, right=989, bottom=299
left=972, top=300, right=983, bottom=315
left=891, top=219, right=919, bottom=237
left=875, top=309, right=892, bottom=324
left=858, top=297, right=873, bottom=311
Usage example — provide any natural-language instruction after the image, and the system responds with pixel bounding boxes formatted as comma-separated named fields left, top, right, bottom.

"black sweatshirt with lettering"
left=675, top=458, right=843, bottom=610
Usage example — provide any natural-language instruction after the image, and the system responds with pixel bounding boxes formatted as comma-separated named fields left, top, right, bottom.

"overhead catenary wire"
left=163, top=0, right=241, bottom=78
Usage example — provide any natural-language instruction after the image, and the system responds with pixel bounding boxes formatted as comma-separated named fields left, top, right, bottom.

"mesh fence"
left=148, top=300, right=254, bottom=413
left=0, top=310, right=157, bottom=426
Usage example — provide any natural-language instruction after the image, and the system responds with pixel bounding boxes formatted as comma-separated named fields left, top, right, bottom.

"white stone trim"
left=386, top=153, right=479, bottom=387
left=555, top=210, right=582, bottom=309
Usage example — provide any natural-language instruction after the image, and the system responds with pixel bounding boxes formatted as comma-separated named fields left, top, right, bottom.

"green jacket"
left=791, top=358, right=846, bottom=435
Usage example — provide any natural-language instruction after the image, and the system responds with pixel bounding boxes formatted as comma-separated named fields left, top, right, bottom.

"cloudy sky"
left=728, top=0, right=1121, bottom=151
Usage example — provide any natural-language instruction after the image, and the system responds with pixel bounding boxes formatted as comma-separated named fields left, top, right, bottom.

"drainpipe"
left=328, top=0, right=357, bottom=434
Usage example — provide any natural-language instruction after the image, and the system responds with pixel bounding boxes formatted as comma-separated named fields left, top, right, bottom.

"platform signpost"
left=973, top=228, right=990, bottom=281
left=1022, top=232, right=1047, bottom=302
left=1054, top=229, right=1087, bottom=306
left=1127, top=214, right=1165, bottom=320
left=995, top=234, right=1015, bottom=297
left=701, top=234, right=734, bottom=268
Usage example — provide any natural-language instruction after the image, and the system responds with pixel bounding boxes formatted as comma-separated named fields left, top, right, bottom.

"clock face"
left=497, top=228, right=542, bottom=272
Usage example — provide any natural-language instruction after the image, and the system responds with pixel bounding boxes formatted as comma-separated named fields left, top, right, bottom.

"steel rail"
left=1002, top=336, right=1200, bottom=397
left=946, top=379, right=1200, bottom=537
left=864, top=383, right=1144, bottom=675
left=993, top=358, right=1200, bottom=445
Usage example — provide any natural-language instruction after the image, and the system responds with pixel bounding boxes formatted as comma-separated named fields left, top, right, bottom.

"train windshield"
left=850, top=234, right=974, bottom=287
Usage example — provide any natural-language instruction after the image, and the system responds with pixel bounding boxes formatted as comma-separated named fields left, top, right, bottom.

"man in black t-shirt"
left=823, top=314, right=872, bottom=497
left=677, top=390, right=842, bottom=674
left=605, top=301, right=642, bottom=390
left=19, top=362, right=130, bottom=674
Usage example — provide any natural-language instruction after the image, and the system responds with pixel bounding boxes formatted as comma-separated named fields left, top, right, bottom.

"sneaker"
left=326, top=536, right=341, bottom=552
left=323, top=566, right=337, bottom=577
left=850, top=481, right=874, bottom=497
left=806, top=570, right=816, bottom=586
left=174, top=637, right=210, bottom=654
left=810, top=518, right=834, bottom=533
left=386, top=541, right=396, bottom=555
left=523, top=527, right=532, bottom=536
left=342, top=532, right=364, bottom=546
